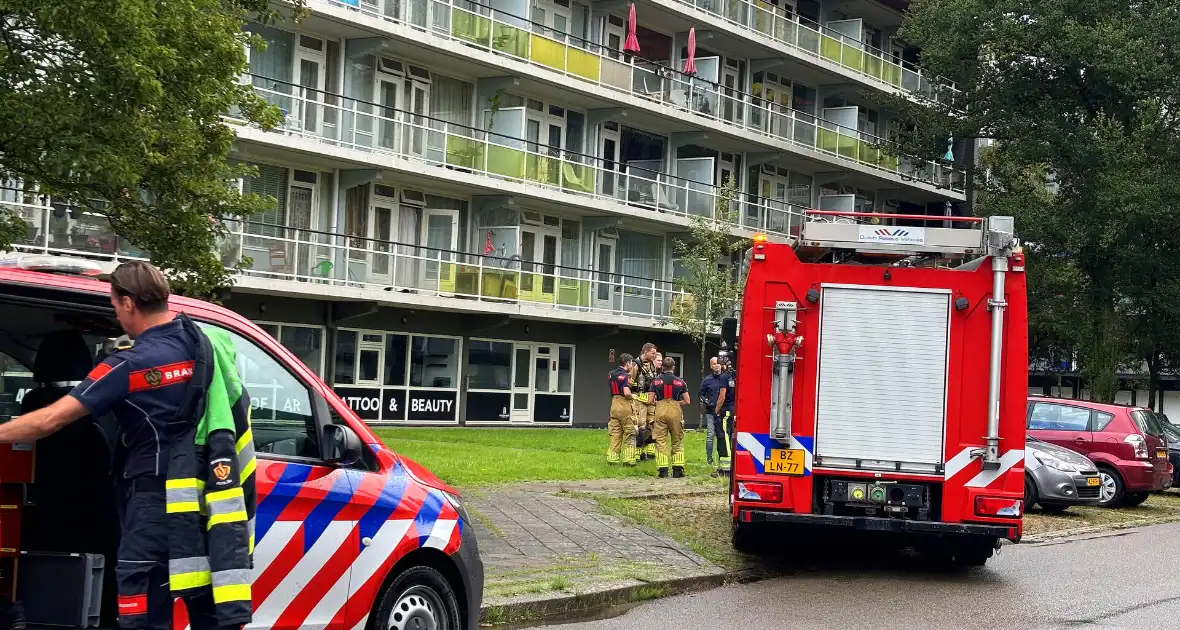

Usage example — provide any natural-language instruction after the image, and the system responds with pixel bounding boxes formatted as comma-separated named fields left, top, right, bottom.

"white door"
left=532, top=0, right=572, bottom=41
left=420, top=208, right=458, bottom=291
left=511, top=344, right=534, bottom=422
left=600, top=124, right=622, bottom=199
left=721, top=63, right=741, bottom=125
left=369, top=194, right=397, bottom=285
left=759, top=170, right=789, bottom=232
left=604, top=16, right=625, bottom=60
left=293, top=35, right=327, bottom=136
left=403, top=80, right=430, bottom=160
left=376, top=74, right=402, bottom=153
left=287, top=171, right=317, bottom=276
left=593, top=237, right=617, bottom=310
left=520, top=227, right=560, bottom=298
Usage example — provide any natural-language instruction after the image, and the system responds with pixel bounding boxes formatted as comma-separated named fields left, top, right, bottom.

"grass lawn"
left=373, top=427, right=719, bottom=486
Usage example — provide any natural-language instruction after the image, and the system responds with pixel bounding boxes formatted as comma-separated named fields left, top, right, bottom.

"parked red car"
left=1027, top=396, right=1173, bottom=508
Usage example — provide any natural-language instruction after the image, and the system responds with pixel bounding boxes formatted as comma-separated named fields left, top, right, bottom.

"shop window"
left=199, top=323, right=319, bottom=459
left=558, top=346, right=573, bottom=392
left=258, top=322, right=325, bottom=376
left=468, top=340, right=513, bottom=390
left=334, top=329, right=461, bottom=424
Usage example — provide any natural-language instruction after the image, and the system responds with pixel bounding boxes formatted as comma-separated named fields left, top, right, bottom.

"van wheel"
left=371, top=565, right=461, bottom=630
left=1097, top=466, right=1125, bottom=508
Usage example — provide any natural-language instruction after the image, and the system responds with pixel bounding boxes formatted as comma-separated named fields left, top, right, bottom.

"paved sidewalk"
left=463, top=479, right=728, bottom=620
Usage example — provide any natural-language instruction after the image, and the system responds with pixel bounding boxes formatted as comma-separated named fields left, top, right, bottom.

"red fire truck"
left=724, top=211, right=1028, bottom=566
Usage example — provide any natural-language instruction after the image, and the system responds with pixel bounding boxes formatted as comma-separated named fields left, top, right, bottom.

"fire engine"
left=724, top=211, right=1028, bottom=566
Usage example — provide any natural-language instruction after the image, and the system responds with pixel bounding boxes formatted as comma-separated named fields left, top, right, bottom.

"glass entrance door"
left=293, top=37, right=327, bottom=136
left=420, top=208, right=457, bottom=292
left=369, top=196, right=396, bottom=285
left=519, top=227, right=559, bottom=302
left=593, top=238, right=616, bottom=310
left=404, top=81, right=430, bottom=160
left=760, top=171, right=790, bottom=233
left=377, top=76, right=401, bottom=153
left=600, top=125, right=622, bottom=199
left=511, top=345, right=533, bottom=422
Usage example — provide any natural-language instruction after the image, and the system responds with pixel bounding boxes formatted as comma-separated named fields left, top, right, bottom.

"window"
left=199, top=323, right=319, bottom=460
left=1028, top=403, right=1091, bottom=432
left=468, top=341, right=513, bottom=390
left=333, top=329, right=461, bottom=423
left=0, top=352, right=33, bottom=423
left=410, top=335, right=458, bottom=388
left=664, top=352, right=685, bottom=377
left=1094, top=411, right=1116, bottom=432
left=258, top=322, right=325, bottom=376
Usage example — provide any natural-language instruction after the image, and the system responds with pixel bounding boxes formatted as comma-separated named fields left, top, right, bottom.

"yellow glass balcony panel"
left=445, top=135, right=485, bottom=170
left=487, top=144, right=527, bottom=179
left=530, top=34, right=567, bottom=72
left=492, top=23, right=529, bottom=58
left=567, top=47, right=601, bottom=82
left=451, top=10, right=491, bottom=45
left=561, top=163, right=595, bottom=194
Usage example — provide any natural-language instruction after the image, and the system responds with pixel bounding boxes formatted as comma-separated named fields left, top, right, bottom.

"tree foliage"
left=887, top=0, right=1180, bottom=402
left=668, top=177, right=745, bottom=377
left=0, top=0, right=299, bottom=297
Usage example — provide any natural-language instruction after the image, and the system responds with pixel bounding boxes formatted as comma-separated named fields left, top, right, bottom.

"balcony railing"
left=0, top=198, right=697, bottom=321
left=245, top=76, right=811, bottom=237
left=314, top=0, right=965, bottom=191
left=672, top=0, right=959, bottom=107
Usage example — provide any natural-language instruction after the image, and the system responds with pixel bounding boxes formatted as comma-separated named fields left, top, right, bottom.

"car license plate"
left=1086, top=476, right=1100, bottom=487
left=1157, top=449, right=1168, bottom=460
left=764, top=448, right=805, bottom=476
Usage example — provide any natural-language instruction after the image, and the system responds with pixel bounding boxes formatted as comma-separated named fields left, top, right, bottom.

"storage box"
left=16, top=551, right=104, bottom=628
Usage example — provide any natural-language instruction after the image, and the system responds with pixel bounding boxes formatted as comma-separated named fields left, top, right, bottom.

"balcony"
left=244, top=76, right=809, bottom=236
left=309, top=0, right=965, bottom=193
left=641, top=0, right=958, bottom=107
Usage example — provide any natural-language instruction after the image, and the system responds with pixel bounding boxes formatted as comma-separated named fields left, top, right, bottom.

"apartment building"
left=1, top=0, right=966, bottom=427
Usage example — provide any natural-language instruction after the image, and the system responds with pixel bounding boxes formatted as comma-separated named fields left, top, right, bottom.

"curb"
left=479, top=571, right=730, bottom=627
left=1021, top=515, right=1180, bottom=544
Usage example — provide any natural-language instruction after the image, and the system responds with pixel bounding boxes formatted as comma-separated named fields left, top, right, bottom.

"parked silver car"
left=1025, top=435, right=1102, bottom=513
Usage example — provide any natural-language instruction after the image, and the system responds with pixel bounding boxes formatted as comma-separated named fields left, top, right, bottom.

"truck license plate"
left=1086, top=476, right=1100, bottom=487
left=765, top=449, right=805, bottom=476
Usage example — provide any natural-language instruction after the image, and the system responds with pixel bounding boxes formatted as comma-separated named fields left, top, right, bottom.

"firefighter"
left=699, top=357, right=727, bottom=476
left=633, top=343, right=660, bottom=461
left=649, top=356, right=691, bottom=478
left=717, top=354, right=737, bottom=476
left=0, top=262, right=256, bottom=630
left=606, top=353, right=638, bottom=464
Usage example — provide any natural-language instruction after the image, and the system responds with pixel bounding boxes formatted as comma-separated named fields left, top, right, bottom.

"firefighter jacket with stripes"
left=166, top=316, right=257, bottom=627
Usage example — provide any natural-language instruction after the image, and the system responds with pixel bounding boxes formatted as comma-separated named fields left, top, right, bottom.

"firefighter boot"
left=672, top=466, right=685, bottom=478
left=658, top=467, right=669, bottom=478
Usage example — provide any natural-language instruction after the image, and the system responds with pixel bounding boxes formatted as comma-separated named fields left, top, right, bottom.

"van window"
left=0, top=352, right=34, bottom=422
left=1028, top=403, right=1091, bottom=431
left=197, top=323, right=320, bottom=460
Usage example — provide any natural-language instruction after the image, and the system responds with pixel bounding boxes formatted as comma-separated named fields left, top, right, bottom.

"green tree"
left=668, top=177, right=745, bottom=382
left=0, top=0, right=299, bottom=297
left=885, top=0, right=1180, bottom=402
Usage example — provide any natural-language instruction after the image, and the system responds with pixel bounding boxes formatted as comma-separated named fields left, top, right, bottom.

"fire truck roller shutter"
left=814, top=285, right=950, bottom=470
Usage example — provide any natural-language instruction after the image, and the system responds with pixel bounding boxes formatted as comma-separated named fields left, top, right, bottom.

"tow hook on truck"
left=726, top=212, right=1027, bottom=567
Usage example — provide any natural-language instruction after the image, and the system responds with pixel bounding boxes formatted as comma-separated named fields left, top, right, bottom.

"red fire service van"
left=725, top=212, right=1028, bottom=566
left=0, top=256, right=482, bottom=630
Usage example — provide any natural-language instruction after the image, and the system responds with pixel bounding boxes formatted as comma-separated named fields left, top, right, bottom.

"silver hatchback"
left=1025, top=436, right=1102, bottom=512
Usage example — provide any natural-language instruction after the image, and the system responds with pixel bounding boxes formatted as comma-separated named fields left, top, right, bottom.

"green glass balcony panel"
left=840, top=43, right=864, bottom=72
left=517, top=277, right=555, bottom=304
left=882, top=63, right=903, bottom=87
left=492, top=23, right=528, bottom=58
left=561, top=163, right=595, bottom=194
left=567, top=47, right=601, bottom=82
left=451, top=9, right=491, bottom=46
left=452, top=267, right=482, bottom=297
left=525, top=153, right=561, bottom=186
left=819, top=34, right=843, bottom=65
left=818, top=127, right=841, bottom=153
left=530, top=34, right=566, bottom=72
left=557, top=280, right=589, bottom=307
left=487, top=144, right=526, bottom=179
left=865, top=55, right=884, bottom=81
left=445, top=135, right=485, bottom=170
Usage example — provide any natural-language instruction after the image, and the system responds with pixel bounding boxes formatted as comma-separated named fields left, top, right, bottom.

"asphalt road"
left=533, top=523, right=1180, bottom=630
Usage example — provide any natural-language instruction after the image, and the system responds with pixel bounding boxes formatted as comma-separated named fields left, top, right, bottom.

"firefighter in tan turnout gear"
left=632, top=344, right=660, bottom=460
left=649, top=356, right=691, bottom=478
left=606, top=353, right=638, bottom=464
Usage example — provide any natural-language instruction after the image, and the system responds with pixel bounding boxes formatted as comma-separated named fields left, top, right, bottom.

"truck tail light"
left=974, top=496, right=1022, bottom=518
left=737, top=481, right=783, bottom=503
left=1125, top=434, right=1149, bottom=459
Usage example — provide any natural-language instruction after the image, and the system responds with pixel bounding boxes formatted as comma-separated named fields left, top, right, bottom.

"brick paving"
left=464, top=479, right=725, bottom=606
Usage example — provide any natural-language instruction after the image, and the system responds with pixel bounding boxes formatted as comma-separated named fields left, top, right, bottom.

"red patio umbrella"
left=624, top=3, right=641, bottom=54
left=682, top=27, right=698, bottom=75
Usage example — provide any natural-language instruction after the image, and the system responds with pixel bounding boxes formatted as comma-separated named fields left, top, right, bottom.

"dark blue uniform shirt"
left=699, top=372, right=726, bottom=410
left=649, top=372, right=688, bottom=402
left=608, top=367, right=631, bottom=396
left=69, top=318, right=198, bottom=480
left=722, top=369, right=736, bottom=411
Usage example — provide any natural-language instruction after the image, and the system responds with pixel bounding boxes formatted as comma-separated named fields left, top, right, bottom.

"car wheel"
left=1096, top=466, right=1126, bottom=508
left=1024, top=476, right=1038, bottom=510
left=953, top=539, right=996, bottom=567
left=1040, top=504, right=1070, bottom=514
left=1124, top=492, right=1150, bottom=507
left=371, top=565, right=461, bottom=630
